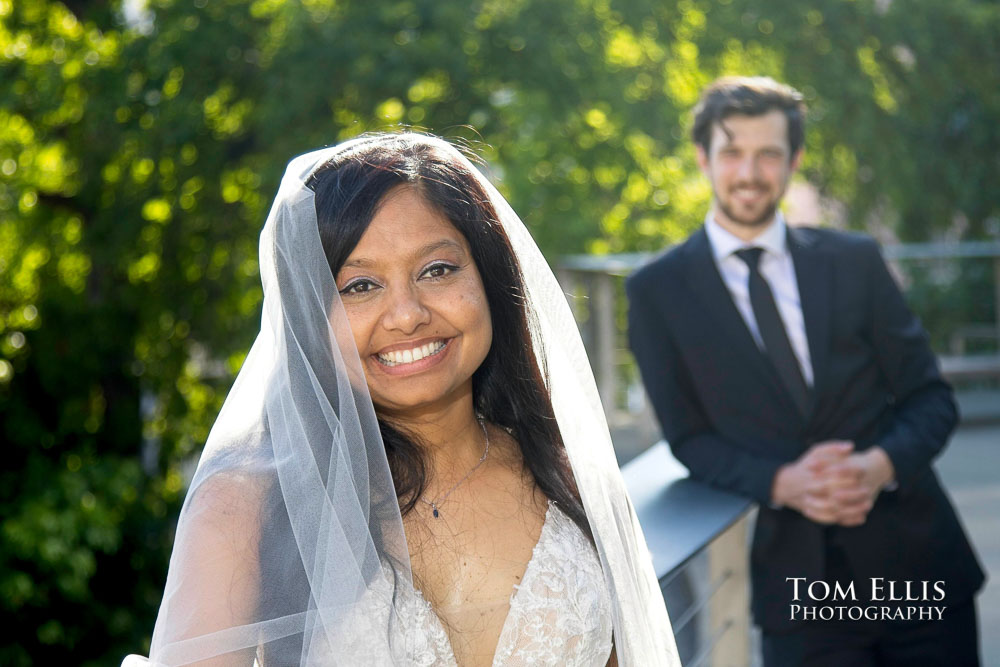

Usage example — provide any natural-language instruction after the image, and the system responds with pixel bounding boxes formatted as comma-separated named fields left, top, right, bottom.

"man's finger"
left=830, top=487, right=871, bottom=506
left=802, top=442, right=855, bottom=468
left=804, top=494, right=840, bottom=518
left=807, top=440, right=855, bottom=455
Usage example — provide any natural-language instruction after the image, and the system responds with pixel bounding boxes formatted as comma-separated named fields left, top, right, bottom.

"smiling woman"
left=122, top=133, right=679, bottom=667
left=332, top=187, right=493, bottom=419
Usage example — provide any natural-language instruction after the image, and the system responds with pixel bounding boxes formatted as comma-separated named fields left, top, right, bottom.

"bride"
left=123, top=133, right=679, bottom=666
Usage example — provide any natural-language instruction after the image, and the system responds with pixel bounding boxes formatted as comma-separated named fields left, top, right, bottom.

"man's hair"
left=691, top=76, right=806, bottom=156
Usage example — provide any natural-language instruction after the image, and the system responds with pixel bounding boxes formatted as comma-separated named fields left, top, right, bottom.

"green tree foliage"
left=691, top=0, right=1000, bottom=240
left=1, top=0, right=997, bottom=663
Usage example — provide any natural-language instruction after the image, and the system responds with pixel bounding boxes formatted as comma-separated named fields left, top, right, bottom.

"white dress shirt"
left=704, top=212, right=815, bottom=387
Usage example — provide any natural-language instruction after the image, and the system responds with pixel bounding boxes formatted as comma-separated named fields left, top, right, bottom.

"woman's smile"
left=372, top=336, right=453, bottom=374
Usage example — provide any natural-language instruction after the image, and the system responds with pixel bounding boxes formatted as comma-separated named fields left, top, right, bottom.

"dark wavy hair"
left=305, top=133, right=590, bottom=539
left=691, top=76, right=806, bottom=156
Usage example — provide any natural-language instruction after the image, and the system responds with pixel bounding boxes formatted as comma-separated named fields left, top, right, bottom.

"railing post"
left=593, top=272, right=617, bottom=413
left=993, top=256, right=1000, bottom=347
left=707, top=513, right=751, bottom=666
left=555, top=268, right=577, bottom=318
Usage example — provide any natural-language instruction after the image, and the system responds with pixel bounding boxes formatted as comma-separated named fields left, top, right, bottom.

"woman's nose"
left=382, top=284, right=431, bottom=333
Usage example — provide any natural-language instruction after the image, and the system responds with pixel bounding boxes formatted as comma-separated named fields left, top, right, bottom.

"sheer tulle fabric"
left=123, top=135, right=679, bottom=666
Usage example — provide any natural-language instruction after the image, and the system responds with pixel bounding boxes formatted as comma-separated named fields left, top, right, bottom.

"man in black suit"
left=627, top=77, right=984, bottom=665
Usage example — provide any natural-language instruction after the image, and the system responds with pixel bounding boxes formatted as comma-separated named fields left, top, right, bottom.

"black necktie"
left=734, top=247, right=810, bottom=416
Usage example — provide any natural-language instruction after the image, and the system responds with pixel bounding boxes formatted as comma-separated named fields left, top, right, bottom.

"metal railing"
left=622, top=442, right=753, bottom=665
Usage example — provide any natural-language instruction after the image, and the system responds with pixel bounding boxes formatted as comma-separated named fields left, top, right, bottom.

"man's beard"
left=717, top=198, right=778, bottom=228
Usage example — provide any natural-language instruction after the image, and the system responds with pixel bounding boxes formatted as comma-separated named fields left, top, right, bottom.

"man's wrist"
left=770, top=463, right=793, bottom=508
left=865, top=446, right=896, bottom=490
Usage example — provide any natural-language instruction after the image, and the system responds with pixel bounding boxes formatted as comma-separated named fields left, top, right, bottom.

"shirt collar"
left=705, top=211, right=788, bottom=262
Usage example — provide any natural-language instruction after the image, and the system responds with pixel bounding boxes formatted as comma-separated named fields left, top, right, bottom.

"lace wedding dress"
left=328, top=501, right=613, bottom=666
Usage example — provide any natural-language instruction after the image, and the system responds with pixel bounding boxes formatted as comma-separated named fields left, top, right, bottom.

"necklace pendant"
left=432, top=506, right=440, bottom=518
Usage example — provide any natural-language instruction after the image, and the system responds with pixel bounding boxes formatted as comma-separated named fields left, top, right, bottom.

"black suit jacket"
left=626, top=225, right=984, bottom=632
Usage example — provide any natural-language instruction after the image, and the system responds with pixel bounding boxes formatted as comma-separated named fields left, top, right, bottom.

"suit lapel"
left=787, top=226, right=832, bottom=408
left=680, top=228, right=794, bottom=408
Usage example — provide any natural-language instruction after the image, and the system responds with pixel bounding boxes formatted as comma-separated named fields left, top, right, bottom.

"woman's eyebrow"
left=415, top=238, right=465, bottom=257
left=342, top=239, right=466, bottom=269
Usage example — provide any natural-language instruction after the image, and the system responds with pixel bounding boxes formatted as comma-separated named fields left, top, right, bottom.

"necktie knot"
left=735, top=247, right=764, bottom=271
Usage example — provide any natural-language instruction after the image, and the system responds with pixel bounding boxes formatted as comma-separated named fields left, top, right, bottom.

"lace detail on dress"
left=317, top=502, right=611, bottom=666
left=491, top=503, right=612, bottom=666
left=396, top=583, right=457, bottom=667
left=317, top=561, right=456, bottom=667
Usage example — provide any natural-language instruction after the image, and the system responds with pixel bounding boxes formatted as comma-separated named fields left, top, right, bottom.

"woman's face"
left=334, top=185, right=493, bottom=417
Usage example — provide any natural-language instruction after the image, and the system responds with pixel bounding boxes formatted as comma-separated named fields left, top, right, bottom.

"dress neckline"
left=412, top=500, right=558, bottom=666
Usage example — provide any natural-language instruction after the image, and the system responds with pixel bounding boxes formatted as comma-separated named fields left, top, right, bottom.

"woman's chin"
left=370, top=384, right=473, bottom=420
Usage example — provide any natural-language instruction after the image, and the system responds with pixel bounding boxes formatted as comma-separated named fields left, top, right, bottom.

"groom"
left=626, top=77, right=983, bottom=664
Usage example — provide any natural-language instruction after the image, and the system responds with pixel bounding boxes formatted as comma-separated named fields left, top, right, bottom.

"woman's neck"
left=381, top=390, right=487, bottom=477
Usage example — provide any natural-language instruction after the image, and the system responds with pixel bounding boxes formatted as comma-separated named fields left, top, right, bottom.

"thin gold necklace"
left=419, top=418, right=489, bottom=519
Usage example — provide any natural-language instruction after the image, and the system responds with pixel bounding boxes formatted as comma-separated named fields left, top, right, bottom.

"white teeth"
left=378, top=340, right=446, bottom=366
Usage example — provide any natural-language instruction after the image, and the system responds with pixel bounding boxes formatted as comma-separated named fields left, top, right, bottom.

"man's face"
left=696, top=109, right=801, bottom=232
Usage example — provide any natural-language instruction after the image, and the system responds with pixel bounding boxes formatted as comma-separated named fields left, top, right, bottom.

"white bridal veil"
left=124, top=134, right=679, bottom=666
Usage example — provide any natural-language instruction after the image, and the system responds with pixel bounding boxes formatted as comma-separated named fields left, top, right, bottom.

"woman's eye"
left=422, top=263, right=458, bottom=279
left=340, top=279, right=377, bottom=295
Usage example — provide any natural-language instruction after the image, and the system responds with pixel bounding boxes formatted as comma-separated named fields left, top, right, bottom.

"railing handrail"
left=621, top=441, right=752, bottom=580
